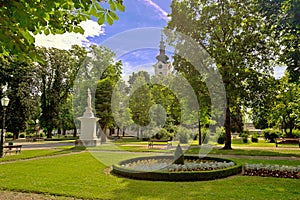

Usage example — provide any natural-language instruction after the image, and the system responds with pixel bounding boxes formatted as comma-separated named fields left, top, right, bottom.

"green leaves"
left=0, top=0, right=125, bottom=60
left=20, top=29, right=35, bottom=45
left=106, top=10, right=119, bottom=25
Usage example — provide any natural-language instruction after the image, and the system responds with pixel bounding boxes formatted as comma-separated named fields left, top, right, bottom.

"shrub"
left=217, top=136, right=225, bottom=144
left=178, top=132, right=189, bottom=144
left=239, top=131, right=249, bottom=143
left=263, top=129, right=282, bottom=143
left=153, top=128, right=174, bottom=140
left=39, top=132, right=45, bottom=138
left=200, top=128, right=210, bottom=144
left=216, top=127, right=225, bottom=144
left=5, top=132, right=13, bottom=138
left=292, top=129, right=300, bottom=138
left=251, top=133, right=259, bottom=142
left=19, top=133, right=26, bottom=138
left=175, top=126, right=190, bottom=144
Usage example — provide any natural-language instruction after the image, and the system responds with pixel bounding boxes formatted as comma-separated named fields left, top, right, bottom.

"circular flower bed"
left=244, top=163, right=300, bottom=179
left=112, top=156, right=242, bottom=181
left=121, top=158, right=236, bottom=172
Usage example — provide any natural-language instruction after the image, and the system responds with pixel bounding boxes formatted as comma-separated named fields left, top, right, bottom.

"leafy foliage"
left=0, top=0, right=124, bottom=60
left=167, top=0, right=277, bottom=149
left=36, top=46, right=86, bottom=138
left=258, top=0, right=300, bottom=82
left=0, top=56, right=37, bottom=138
left=262, top=129, right=283, bottom=143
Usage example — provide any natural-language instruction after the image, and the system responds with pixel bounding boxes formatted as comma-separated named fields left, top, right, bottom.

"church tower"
left=153, top=34, right=171, bottom=76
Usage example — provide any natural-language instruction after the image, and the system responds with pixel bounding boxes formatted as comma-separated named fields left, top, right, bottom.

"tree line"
left=0, top=0, right=299, bottom=148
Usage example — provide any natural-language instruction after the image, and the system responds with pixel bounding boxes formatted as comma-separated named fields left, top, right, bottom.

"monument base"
left=75, top=139, right=101, bottom=147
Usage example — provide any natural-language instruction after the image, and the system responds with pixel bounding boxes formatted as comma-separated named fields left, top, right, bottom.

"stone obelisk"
left=76, top=88, right=100, bottom=147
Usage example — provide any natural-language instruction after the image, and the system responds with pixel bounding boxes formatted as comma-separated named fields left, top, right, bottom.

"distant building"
left=153, top=34, right=172, bottom=76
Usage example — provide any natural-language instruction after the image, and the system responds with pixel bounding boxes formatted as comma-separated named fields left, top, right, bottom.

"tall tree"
left=167, top=0, right=276, bottom=149
left=37, top=46, right=86, bottom=138
left=258, top=0, right=300, bottom=83
left=94, top=48, right=122, bottom=135
left=268, top=73, right=300, bottom=136
left=0, top=56, right=36, bottom=139
left=0, top=0, right=124, bottom=60
left=72, top=45, right=121, bottom=140
left=128, top=73, right=153, bottom=139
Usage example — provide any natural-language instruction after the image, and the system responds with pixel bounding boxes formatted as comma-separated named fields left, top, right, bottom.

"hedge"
left=112, top=156, right=242, bottom=182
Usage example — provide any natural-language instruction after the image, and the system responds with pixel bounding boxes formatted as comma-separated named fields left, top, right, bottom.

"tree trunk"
left=47, top=129, right=52, bottom=139
left=57, top=128, right=61, bottom=135
left=122, top=127, right=125, bottom=137
left=73, top=128, right=77, bottom=137
left=13, top=131, right=19, bottom=140
left=288, top=120, right=294, bottom=137
left=117, top=128, right=120, bottom=137
left=223, top=106, right=232, bottom=149
left=63, top=129, right=67, bottom=136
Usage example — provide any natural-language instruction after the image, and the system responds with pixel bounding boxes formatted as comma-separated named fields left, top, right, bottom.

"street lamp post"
left=36, top=119, right=39, bottom=138
left=1, top=96, right=10, bottom=158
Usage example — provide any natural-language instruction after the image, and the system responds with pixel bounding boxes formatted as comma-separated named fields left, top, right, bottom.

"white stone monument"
left=76, top=88, right=100, bottom=146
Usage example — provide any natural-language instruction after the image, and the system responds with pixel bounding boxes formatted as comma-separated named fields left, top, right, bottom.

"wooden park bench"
left=275, top=138, right=300, bottom=147
left=148, top=139, right=172, bottom=149
left=3, top=145, right=22, bottom=156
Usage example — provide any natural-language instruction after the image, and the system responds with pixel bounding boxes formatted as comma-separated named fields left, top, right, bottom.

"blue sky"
left=34, top=0, right=285, bottom=79
left=92, top=0, right=173, bottom=79
left=35, top=0, right=172, bottom=80
left=89, top=0, right=171, bottom=43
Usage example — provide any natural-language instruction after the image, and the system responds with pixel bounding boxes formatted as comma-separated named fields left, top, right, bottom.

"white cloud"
left=141, top=0, right=169, bottom=21
left=34, top=20, right=105, bottom=50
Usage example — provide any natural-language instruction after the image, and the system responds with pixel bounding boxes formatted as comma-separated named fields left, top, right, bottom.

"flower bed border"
left=112, top=156, right=242, bottom=181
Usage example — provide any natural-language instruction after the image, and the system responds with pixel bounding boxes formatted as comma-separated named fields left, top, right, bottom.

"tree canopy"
left=0, top=0, right=124, bottom=60
left=167, top=0, right=277, bottom=149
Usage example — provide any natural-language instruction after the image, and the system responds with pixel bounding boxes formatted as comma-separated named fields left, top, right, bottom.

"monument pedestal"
left=76, top=116, right=100, bottom=147
left=76, top=90, right=101, bottom=147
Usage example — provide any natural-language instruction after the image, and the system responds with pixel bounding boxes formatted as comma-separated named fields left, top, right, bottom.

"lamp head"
left=1, top=96, right=10, bottom=107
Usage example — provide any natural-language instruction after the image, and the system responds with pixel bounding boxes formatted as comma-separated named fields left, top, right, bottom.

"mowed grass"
left=186, top=147, right=300, bottom=157
left=0, top=152, right=299, bottom=200
left=90, top=141, right=300, bottom=157
left=0, top=149, right=73, bottom=163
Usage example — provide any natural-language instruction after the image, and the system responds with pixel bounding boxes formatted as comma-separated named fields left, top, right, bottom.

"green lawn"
left=0, top=146, right=84, bottom=162
left=0, top=152, right=299, bottom=200
left=87, top=140, right=300, bottom=157
left=186, top=147, right=300, bottom=157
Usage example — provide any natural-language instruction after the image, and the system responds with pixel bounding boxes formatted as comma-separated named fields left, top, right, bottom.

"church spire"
left=156, top=33, right=169, bottom=64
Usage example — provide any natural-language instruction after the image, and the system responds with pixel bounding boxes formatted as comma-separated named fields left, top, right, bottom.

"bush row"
left=5, top=132, right=46, bottom=139
left=262, top=129, right=300, bottom=142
